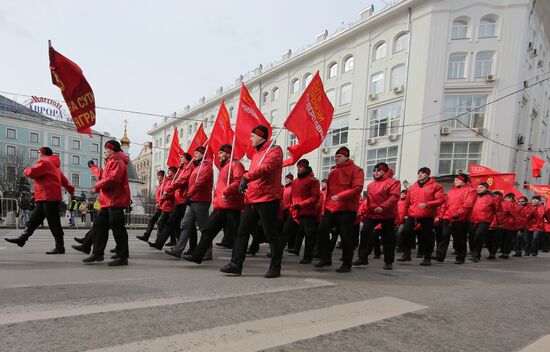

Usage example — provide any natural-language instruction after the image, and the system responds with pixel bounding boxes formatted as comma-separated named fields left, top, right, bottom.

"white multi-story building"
left=149, top=0, right=550, bottom=192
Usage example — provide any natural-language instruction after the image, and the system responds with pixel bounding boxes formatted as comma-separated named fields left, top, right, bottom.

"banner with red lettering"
left=531, top=155, right=545, bottom=178
left=167, top=127, right=184, bottom=167
left=234, top=83, right=272, bottom=159
left=283, top=71, right=334, bottom=166
left=470, top=172, right=522, bottom=197
left=525, top=184, right=550, bottom=199
left=468, top=164, right=497, bottom=176
left=48, top=42, right=95, bottom=135
left=187, top=123, right=208, bottom=155
left=208, top=101, right=234, bottom=168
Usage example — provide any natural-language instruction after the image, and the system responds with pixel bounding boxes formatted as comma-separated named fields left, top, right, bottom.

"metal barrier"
left=0, top=198, right=19, bottom=228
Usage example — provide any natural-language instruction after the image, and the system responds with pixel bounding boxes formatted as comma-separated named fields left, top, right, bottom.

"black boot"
left=314, top=259, right=332, bottom=268
left=420, top=258, right=431, bottom=266
left=72, top=244, right=91, bottom=254
left=148, top=242, right=163, bottom=250
left=136, top=234, right=149, bottom=243
left=46, top=247, right=65, bottom=254
left=83, top=254, right=104, bottom=263
left=264, top=267, right=281, bottom=278
left=182, top=254, right=202, bottom=264
left=335, top=265, right=351, bottom=273
left=397, top=251, right=412, bottom=262
left=74, top=237, right=85, bottom=244
left=4, top=236, right=27, bottom=247
left=108, top=257, right=128, bottom=266
left=352, top=257, right=369, bottom=266
left=220, top=262, right=242, bottom=275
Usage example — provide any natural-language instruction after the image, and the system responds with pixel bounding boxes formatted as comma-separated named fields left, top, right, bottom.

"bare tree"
left=0, top=149, right=32, bottom=197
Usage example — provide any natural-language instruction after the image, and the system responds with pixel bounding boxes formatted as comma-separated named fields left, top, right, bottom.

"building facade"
left=149, top=0, right=550, bottom=193
left=132, top=141, right=153, bottom=198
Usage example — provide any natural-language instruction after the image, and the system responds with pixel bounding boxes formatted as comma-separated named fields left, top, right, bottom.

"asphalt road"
left=1, top=228, right=549, bottom=352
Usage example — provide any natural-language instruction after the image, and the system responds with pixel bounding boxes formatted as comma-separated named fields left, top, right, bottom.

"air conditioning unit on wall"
left=393, top=85, right=404, bottom=94
left=321, top=146, right=330, bottom=154
left=368, top=93, right=377, bottom=101
left=367, top=138, right=377, bottom=145
left=486, top=74, right=495, bottom=82
left=388, top=134, right=399, bottom=141
left=440, top=127, right=450, bottom=135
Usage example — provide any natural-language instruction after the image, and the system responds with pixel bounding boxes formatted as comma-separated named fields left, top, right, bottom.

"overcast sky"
left=1, top=0, right=388, bottom=157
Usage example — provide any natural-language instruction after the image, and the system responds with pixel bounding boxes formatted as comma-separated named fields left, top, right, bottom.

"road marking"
left=0, top=278, right=335, bottom=325
left=519, top=335, right=550, bottom=351
left=89, top=296, right=426, bottom=352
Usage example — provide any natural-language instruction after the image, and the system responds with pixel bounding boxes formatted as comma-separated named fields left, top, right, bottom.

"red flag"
left=468, top=164, right=497, bottom=176
left=531, top=155, right=545, bottom=178
left=526, top=184, right=550, bottom=199
left=283, top=71, right=334, bottom=166
left=207, top=101, right=234, bottom=168
left=234, top=83, right=272, bottom=159
left=49, top=42, right=95, bottom=135
left=167, top=127, right=184, bottom=167
left=187, top=123, right=208, bottom=155
left=470, top=172, right=522, bottom=197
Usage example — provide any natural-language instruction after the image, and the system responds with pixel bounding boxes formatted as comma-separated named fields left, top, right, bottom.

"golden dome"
left=121, top=119, right=130, bottom=146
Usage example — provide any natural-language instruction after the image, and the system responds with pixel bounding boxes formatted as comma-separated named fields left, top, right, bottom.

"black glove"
left=186, top=197, right=192, bottom=204
left=292, top=203, right=302, bottom=210
left=239, top=178, right=249, bottom=194
left=87, top=160, right=95, bottom=168
left=452, top=214, right=459, bottom=220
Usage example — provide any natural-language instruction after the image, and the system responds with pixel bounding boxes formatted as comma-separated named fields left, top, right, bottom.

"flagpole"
left=195, top=141, right=210, bottom=182
left=227, top=133, right=237, bottom=185
left=257, top=127, right=284, bottom=166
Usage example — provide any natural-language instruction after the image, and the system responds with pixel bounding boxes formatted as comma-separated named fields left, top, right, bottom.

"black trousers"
left=154, top=204, right=186, bottom=246
left=317, top=211, right=357, bottom=267
left=436, top=220, right=469, bottom=261
left=193, top=209, right=241, bottom=259
left=357, top=218, right=396, bottom=264
left=281, top=215, right=317, bottom=260
left=247, top=223, right=266, bottom=254
left=401, top=217, right=435, bottom=259
left=81, top=228, right=96, bottom=250
left=501, top=229, right=517, bottom=255
left=24, top=201, right=64, bottom=249
left=486, top=228, right=502, bottom=256
left=144, top=208, right=162, bottom=237
left=92, top=207, right=129, bottom=258
left=471, top=222, right=490, bottom=259
left=156, top=211, right=171, bottom=241
left=231, top=201, right=282, bottom=270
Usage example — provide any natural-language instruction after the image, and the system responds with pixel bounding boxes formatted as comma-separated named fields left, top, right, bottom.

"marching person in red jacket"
left=395, top=190, right=408, bottom=252
left=6, top=147, right=74, bottom=253
left=499, top=193, right=522, bottom=259
left=524, top=195, right=545, bottom=256
left=434, top=174, right=476, bottom=264
left=513, top=196, right=532, bottom=256
left=220, top=125, right=284, bottom=278
left=354, top=162, right=400, bottom=270
left=82, top=140, right=130, bottom=266
left=398, top=167, right=445, bottom=266
left=166, top=145, right=213, bottom=258
left=469, top=182, right=503, bottom=262
left=183, top=144, right=245, bottom=263
left=486, top=191, right=504, bottom=259
left=137, top=170, right=166, bottom=243
left=149, top=153, right=193, bottom=249
left=280, top=159, right=320, bottom=264
left=281, top=173, right=296, bottom=252
left=314, top=147, right=364, bottom=273
left=154, top=166, right=176, bottom=244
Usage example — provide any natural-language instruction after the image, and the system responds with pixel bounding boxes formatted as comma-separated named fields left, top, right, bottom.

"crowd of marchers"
left=5, top=124, right=549, bottom=277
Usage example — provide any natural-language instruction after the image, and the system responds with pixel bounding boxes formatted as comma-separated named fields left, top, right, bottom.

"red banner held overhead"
left=526, top=184, right=550, bottom=199
left=167, top=127, right=184, bottom=167
left=187, top=123, right=209, bottom=155
left=208, top=101, right=234, bottom=168
left=470, top=172, right=522, bottom=197
left=48, top=41, right=95, bottom=135
left=531, top=155, right=545, bottom=178
left=283, top=71, right=334, bottom=166
left=234, top=84, right=272, bottom=160
left=468, top=164, right=497, bottom=176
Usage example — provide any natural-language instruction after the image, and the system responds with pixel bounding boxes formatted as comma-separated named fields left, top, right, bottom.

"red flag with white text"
left=234, top=84, right=272, bottom=159
left=167, top=127, right=184, bottom=167
left=526, top=184, right=550, bottom=199
left=283, top=71, right=334, bottom=166
left=49, top=42, right=95, bottom=135
left=468, top=164, right=497, bottom=176
left=470, top=172, right=522, bottom=197
left=208, top=100, right=234, bottom=168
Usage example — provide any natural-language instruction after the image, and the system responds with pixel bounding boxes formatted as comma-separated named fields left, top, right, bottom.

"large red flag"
left=470, top=172, right=522, bottom=197
left=208, top=101, right=234, bottom=168
left=234, top=83, right=272, bottom=159
left=166, top=127, right=184, bottom=167
left=283, top=71, right=334, bottom=166
left=468, top=164, right=497, bottom=176
left=48, top=41, right=95, bottom=135
left=526, top=184, right=550, bottom=199
left=187, top=123, right=209, bottom=155
left=531, top=155, right=545, bottom=178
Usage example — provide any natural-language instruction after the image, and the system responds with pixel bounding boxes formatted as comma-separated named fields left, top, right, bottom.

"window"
left=291, top=79, right=300, bottom=94
left=30, top=132, right=39, bottom=143
left=52, top=136, right=61, bottom=146
left=324, top=116, right=349, bottom=147
left=29, top=149, right=39, bottom=159
left=271, top=88, right=279, bottom=102
left=371, top=72, right=384, bottom=95
left=91, top=175, right=97, bottom=185
left=366, top=147, right=398, bottom=177
left=438, top=141, right=482, bottom=174
left=188, top=124, right=193, bottom=136
left=71, top=173, right=80, bottom=187
left=262, top=92, right=269, bottom=105
left=166, top=134, right=171, bottom=143
left=343, top=56, right=354, bottom=73
left=72, top=140, right=80, bottom=150
left=390, top=65, right=406, bottom=89
left=91, top=157, right=99, bottom=165
left=448, top=53, right=467, bottom=79
left=474, top=51, right=494, bottom=78
left=289, top=133, right=297, bottom=147
left=443, top=95, right=487, bottom=128
left=91, top=143, right=99, bottom=153
left=6, top=128, right=16, bottom=139
left=328, top=62, right=338, bottom=78
left=394, top=33, right=409, bottom=53
left=179, top=128, right=183, bottom=137
left=304, top=73, right=312, bottom=88
left=340, top=84, right=352, bottom=106
left=374, top=42, right=387, bottom=61
left=321, top=156, right=335, bottom=180
left=479, top=17, right=496, bottom=38
left=269, top=109, right=278, bottom=124
left=451, top=19, right=468, bottom=39
left=369, top=101, right=403, bottom=138
left=228, top=106, right=234, bottom=118
left=72, top=155, right=80, bottom=165
left=6, top=145, right=16, bottom=156
left=326, top=89, right=336, bottom=106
